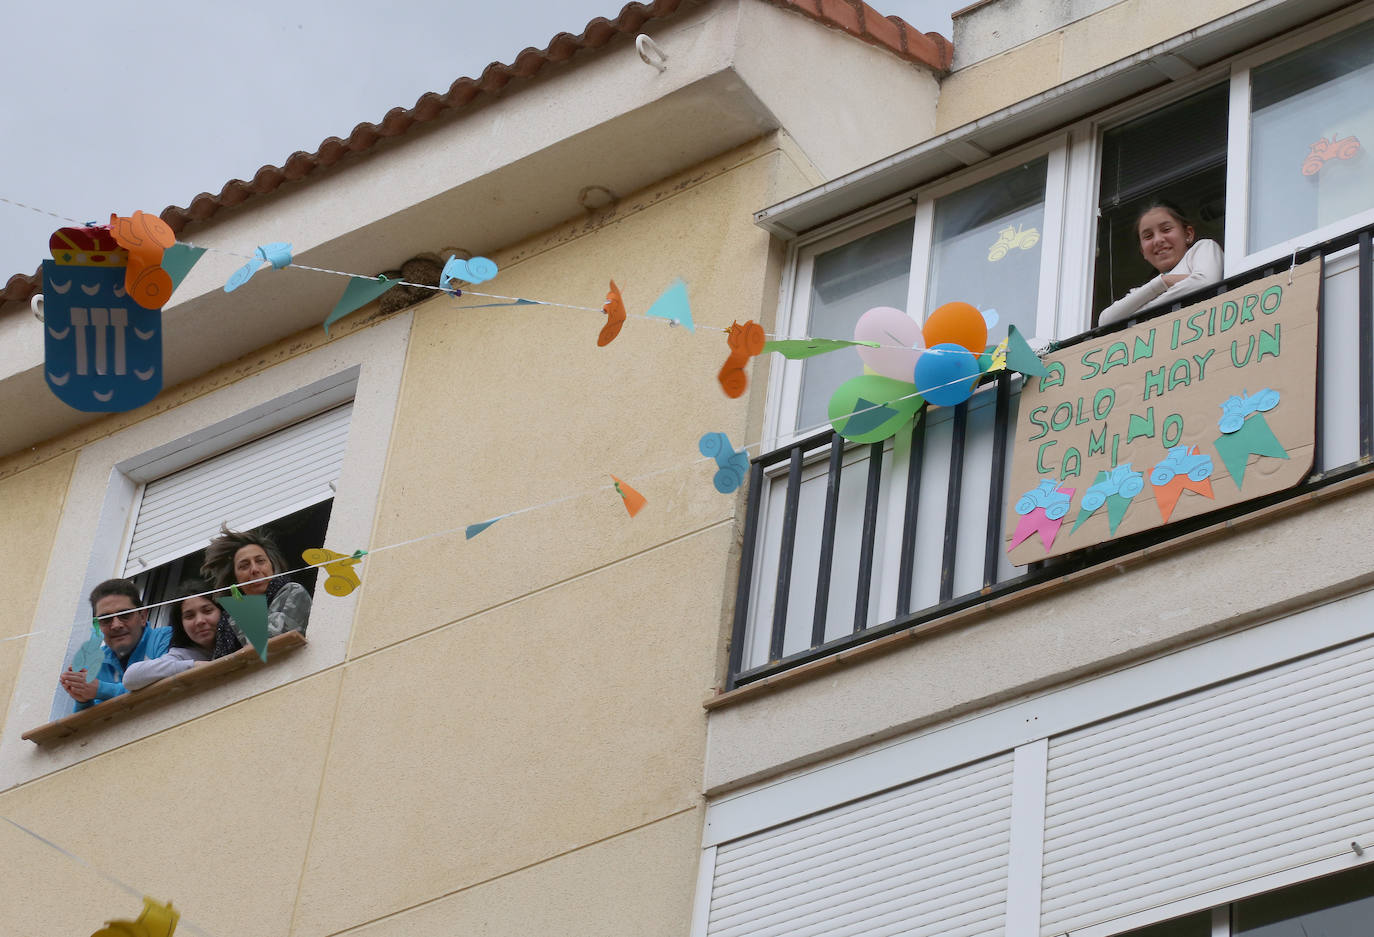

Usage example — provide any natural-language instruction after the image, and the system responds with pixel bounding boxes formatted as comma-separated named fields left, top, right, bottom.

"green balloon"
left=827, top=375, right=925, bottom=443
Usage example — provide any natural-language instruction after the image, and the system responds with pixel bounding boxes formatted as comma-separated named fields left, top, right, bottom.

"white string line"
left=2, top=193, right=1003, bottom=347
left=0, top=814, right=218, bottom=937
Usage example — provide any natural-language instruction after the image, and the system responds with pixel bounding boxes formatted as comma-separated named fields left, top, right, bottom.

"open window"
left=1092, top=84, right=1229, bottom=324
left=122, top=404, right=350, bottom=625
left=49, top=402, right=352, bottom=720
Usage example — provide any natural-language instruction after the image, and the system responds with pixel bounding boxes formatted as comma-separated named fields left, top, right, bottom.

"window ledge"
left=22, top=631, right=308, bottom=746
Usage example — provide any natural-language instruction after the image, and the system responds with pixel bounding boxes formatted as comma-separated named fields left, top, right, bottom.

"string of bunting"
left=22, top=378, right=969, bottom=656
left=4, top=195, right=1051, bottom=662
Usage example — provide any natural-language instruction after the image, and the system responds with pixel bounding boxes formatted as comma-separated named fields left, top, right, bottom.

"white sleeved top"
left=1098, top=239, right=1224, bottom=326
left=121, top=644, right=210, bottom=691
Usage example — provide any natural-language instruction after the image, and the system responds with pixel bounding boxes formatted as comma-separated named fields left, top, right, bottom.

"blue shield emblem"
left=43, top=259, right=162, bottom=412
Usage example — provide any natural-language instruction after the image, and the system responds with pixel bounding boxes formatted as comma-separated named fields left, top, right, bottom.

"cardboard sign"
left=1005, top=260, right=1320, bottom=564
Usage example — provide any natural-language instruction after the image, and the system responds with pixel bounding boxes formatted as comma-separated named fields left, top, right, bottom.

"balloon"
left=827, top=374, right=924, bottom=443
left=854, top=306, right=924, bottom=381
left=922, top=301, right=987, bottom=353
left=914, top=343, right=980, bottom=406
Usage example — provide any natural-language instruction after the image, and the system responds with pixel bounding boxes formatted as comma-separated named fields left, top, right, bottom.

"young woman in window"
left=201, top=526, right=312, bottom=657
left=1098, top=201, right=1223, bottom=326
left=121, top=580, right=221, bottom=690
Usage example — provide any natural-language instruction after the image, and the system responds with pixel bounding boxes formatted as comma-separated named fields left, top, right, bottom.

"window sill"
left=22, top=631, right=307, bottom=746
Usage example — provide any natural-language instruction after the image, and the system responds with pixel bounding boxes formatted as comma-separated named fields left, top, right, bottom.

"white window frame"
left=765, top=134, right=1075, bottom=453
left=0, top=312, right=412, bottom=787
left=1224, top=4, right=1374, bottom=274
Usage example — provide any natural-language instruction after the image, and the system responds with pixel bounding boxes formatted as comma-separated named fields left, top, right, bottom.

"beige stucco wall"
left=704, top=480, right=1374, bottom=793
left=0, top=136, right=814, bottom=937
left=936, top=0, right=1255, bottom=133
left=0, top=452, right=75, bottom=735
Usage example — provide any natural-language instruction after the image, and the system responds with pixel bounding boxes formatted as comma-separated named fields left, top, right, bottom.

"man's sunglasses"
left=98, top=610, right=142, bottom=625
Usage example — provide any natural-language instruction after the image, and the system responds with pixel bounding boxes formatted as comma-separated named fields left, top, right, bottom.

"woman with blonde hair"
left=201, top=525, right=311, bottom=658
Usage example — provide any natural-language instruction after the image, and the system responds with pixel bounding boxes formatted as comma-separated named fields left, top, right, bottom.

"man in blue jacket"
left=59, top=579, right=172, bottom=711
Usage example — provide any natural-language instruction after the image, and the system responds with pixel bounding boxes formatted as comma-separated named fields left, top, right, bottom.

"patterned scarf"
left=211, top=577, right=285, bottom=659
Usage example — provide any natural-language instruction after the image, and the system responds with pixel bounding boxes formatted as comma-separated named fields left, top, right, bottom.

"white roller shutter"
left=707, top=753, right=1013, bottom=937
left=1040, top=635, right=1374, bottom=936
left=123, top=404, right=352, bottom=573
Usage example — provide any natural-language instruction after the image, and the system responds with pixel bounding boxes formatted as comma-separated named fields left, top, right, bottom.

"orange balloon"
left=922, top=301, right=987, bottom=354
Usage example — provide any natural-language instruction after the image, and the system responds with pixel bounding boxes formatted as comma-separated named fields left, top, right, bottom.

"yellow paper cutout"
left=91, top=896, right=179, bottom=937
left=989, top=337, right=1009, bottom=372
left=611, top=475, right=647, bottom=517
left=987, top=223, right=1040, bottom=261
left=302, top=547, right=363, bottom=597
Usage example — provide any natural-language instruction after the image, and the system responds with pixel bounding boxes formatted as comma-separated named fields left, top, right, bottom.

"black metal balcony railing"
left=727, top=226, right=1374, bottom=690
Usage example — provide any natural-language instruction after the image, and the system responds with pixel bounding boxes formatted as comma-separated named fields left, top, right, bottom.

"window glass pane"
left=1114, top=910, right=1211, bottom=937
left=797, top=219, right=914, bottom=432
left=1248, top=19, right=1374, bottom=251
left=1234, top=866, right=1374, bottom=937
left=927, top=158, right=1047, bottom=341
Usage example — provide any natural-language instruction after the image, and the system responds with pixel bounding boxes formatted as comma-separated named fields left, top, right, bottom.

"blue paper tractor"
left=1014, top=479, right=1071, bottom=520
left=699, top=432, right=750, bottom=494
left=1080, top=465, right=1145, bottom=512
left=1217, top=388, right=1280, bottom=434
left=1150, top=445, right=1213, bottom=485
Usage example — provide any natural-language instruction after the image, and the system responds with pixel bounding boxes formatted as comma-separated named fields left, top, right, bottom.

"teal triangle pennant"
left=1005, top=325, right=1048, bottom=378
left=324, top=276, right=399, bottom=335
left=215, top=586, right=270, bottom=661
left=70, top=622, right=104, bottom=683
left=465, top=517, right=502, bottom=539
left=645, top=278, right=694, bottom=332
left=1214, top=413, right=1288, bottom=488
left=161, top=243, right=207, bottom=295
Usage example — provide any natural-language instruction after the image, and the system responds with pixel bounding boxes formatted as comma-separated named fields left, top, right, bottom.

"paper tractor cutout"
left=109, top=211, right=176, bottom=310
left=90, top=896, right=179, bottom=937
left=225, top=242, right=292, bottom=292
left=599, top=280, right=627, bottom=346
left=1070, top=464, right=1144, bottom=536
left=719, top=320, right=765, bottom=398
left=1301, top=135, right=1361, bottom=176
left=1150, top=445, right=1215, bottom=523
left=1009, top=480, right=1075, bottom=552
left=699, top=432, right=749, bottom=493
left=302, top=548, right=364, bottom=597
left=440, top=255, right=498, bottom=290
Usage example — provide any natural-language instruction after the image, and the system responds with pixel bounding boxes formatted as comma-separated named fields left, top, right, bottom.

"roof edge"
left=2, top=0, right=951, bottom=305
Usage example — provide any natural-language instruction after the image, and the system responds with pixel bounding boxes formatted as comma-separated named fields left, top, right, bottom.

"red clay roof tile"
left=1, top=0, right=948, bottom=305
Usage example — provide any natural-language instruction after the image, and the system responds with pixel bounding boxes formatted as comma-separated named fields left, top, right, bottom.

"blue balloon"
left=913, top=342, right=980, bottom=406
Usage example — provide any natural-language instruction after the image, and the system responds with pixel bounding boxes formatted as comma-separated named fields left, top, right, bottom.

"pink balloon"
left=855, top=306, right=924, bottom=381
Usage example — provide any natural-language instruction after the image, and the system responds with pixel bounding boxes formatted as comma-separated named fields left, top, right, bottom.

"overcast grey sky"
left=0, top=0, right=961, bottom=282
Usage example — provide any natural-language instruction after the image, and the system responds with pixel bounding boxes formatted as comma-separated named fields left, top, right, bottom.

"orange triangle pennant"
left=610, top=475, right=647, bottom=517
